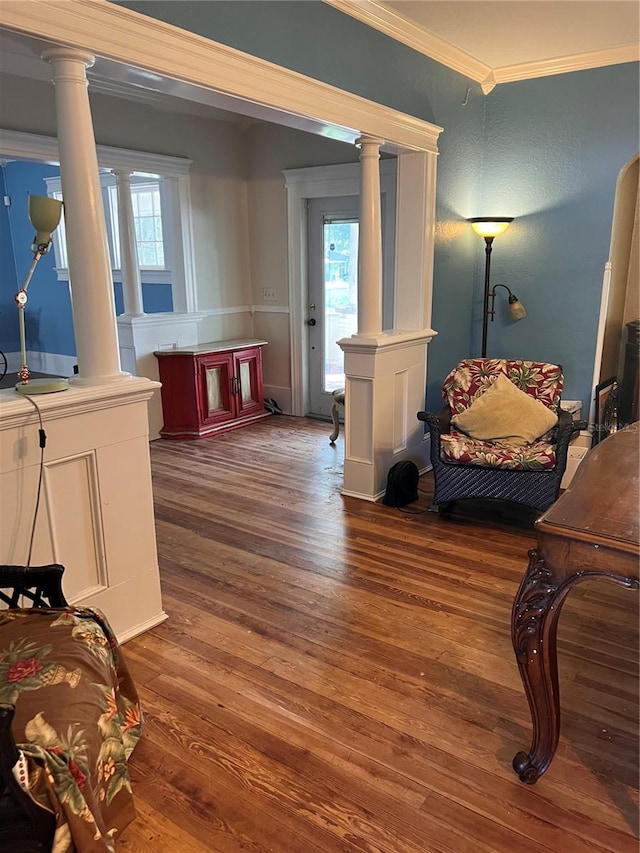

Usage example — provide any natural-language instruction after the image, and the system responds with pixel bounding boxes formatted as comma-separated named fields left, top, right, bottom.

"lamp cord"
left=21, top=394, right=47, bottom=566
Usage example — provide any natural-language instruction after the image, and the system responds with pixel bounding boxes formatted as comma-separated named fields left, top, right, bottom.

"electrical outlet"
left=263, top=287, right=277, bottom=302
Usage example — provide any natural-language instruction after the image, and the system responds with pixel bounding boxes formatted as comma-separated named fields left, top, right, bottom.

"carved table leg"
left=512, top=551, right=639, bottom=784
left=511, top=549, right=574, bottom=784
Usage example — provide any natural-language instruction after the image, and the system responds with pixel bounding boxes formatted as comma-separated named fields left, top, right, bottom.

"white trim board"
left=0, top=0, right=442, bottom=155
left=0, top=129, right=191, bottom=175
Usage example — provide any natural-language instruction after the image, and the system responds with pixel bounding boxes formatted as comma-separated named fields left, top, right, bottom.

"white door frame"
left=284, top=160, right=397, bottom=416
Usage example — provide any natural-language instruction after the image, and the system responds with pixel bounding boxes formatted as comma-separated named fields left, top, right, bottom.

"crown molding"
left=492, top=44, right=640, bottom=87
left=0, top=0, right=442, bottom=154
left=325, top=0, right=639, bottom=94
left=324, top=0, right=492, bottom=84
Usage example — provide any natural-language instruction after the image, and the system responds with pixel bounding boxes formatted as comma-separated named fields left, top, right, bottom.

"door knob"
left=306, top=318, right=317, bottom=326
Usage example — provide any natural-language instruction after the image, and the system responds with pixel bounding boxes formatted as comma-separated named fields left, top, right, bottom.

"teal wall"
left=116, top=1, right=639, bottom=416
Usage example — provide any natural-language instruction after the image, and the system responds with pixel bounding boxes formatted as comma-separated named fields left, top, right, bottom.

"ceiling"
left=325, top=0, right=640, bottom=90
left=0, top=1, right=638, bottom=132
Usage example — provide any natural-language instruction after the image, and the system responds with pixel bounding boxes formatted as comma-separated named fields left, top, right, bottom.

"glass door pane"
left=323, top=219, right=358, bottom=393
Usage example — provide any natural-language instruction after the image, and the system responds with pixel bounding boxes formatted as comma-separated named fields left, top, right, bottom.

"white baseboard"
left=263, top=385, right=292, bottom=415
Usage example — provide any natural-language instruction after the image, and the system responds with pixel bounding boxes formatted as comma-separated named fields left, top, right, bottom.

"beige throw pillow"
left=451, top=373, right=558, bottom=444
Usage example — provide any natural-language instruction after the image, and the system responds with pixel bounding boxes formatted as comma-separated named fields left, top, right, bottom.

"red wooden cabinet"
left=154, top=339, right=269, bottom=439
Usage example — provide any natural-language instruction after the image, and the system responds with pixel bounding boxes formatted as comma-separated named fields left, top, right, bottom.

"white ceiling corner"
left=325, top=0, right=640, bottom=91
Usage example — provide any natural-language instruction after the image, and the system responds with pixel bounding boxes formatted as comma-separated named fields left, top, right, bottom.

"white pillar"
left=356, top=136, right=383, bottom=336
left=42, top=47, right=126, bottom=384
left=113, top=169, right=144, bottom=317
left=394, top=151, right=438, bottom=332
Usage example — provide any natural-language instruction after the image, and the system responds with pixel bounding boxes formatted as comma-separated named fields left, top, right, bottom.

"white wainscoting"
left=0, top=377, right=167, bottom=642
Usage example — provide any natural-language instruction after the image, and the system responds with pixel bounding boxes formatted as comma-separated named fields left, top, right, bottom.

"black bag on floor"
left=382, top=460, right=419, bottom=507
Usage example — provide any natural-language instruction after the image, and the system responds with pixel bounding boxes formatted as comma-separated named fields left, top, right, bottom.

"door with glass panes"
left=307, top=197, right=359, bottom=419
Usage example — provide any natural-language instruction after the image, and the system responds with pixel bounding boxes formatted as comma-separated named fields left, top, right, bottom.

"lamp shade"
left=28, top=194, right=63, bottom=247
left=468, top=217, right=513, bottom=238
left=509, top=297, right=527, bottom=321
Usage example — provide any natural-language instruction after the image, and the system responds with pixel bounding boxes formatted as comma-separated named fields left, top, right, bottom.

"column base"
left=338, top=329, right=435, bottom=501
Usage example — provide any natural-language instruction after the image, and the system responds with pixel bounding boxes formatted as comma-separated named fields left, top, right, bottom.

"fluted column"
left=42, top=47, right=126, bottom=384
left=113, top=169, right=144, bottom=317
left=356, top=136, right=384, bottom=336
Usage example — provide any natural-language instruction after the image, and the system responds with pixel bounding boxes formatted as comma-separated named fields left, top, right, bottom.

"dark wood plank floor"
left=119, top=416, right=639, bottom=852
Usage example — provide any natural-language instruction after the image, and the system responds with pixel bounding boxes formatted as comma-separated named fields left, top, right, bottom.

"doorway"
left=283, top=159, right=398, bottom=417
left=307, top=196, right=359, bottom=418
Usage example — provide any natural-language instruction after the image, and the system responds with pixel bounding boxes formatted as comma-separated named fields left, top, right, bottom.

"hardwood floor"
left=119, top=417, right=639, bottom=852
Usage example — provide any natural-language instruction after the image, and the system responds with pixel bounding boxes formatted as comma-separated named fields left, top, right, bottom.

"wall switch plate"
left=263, top=287, right=277, bottom=302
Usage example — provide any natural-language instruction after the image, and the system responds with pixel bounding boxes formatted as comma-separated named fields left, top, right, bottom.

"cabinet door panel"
left=199, top=355, right=234, bottom=425
left=233, top=348, right=265, bottom=417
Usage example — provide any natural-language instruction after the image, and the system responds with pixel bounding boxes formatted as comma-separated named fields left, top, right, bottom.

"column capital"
left=41, top=48, right=95, bottom=69
left=355, top=136, right=384, bottom=150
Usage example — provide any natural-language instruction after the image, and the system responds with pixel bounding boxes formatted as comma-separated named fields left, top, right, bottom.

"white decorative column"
left=113, top=169, right=144, bottom=317
left=0, top=46, right=168, bottom=641
left=394, top=151, right=438, bottom=332
left=339, top=144, right=438, bottom=501
left=42, top=48, right=126, bottom=384
left=356, top=136, right=384, bottom=335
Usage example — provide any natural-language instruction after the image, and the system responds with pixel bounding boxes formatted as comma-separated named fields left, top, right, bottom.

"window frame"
left=0, top=132, right=195, bottom=313
left=46, top=172, right=173, bottom=285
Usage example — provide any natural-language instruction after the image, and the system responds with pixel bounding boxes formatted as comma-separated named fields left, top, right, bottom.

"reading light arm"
left=14, top=244, right=49, bottom=383
left=488, top=283, right=516, bottom=321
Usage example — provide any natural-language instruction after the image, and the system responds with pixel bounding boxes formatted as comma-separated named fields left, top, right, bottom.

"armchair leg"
left=430, top=501, right=454, bottom=513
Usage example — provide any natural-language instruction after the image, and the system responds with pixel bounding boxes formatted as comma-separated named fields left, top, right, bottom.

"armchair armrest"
left=417, top=405, right=452, bottom=434
left=0, top=564, right=68, bottom=609
left=553, top=411, right=587, bottom=468
left=417, top=405, right=452, bottom=467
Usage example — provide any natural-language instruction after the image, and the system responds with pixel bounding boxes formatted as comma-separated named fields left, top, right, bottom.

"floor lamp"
left=14, top=194, right=67, bottom=395
left=468, top=217, right=525, bottom=357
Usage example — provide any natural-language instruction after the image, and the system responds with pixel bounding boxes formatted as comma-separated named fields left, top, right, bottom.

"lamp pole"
left=468, top=217, right=514, bottom=358
left=481, top=236, right=494, bottom=359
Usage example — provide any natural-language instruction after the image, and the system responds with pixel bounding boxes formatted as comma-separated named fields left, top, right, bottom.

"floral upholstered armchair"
left=0, top=564, right=142, bottom=853
left=417, top=359, right=585, bottom=513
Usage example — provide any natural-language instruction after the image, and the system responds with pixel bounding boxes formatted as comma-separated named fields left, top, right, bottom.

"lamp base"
left=15, top=377, right=69, bottom=395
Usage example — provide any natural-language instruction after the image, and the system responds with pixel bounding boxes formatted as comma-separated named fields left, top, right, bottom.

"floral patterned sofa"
left=0, top=564, right=142, bottom=852
left=417, top=358, right=585, bottom=512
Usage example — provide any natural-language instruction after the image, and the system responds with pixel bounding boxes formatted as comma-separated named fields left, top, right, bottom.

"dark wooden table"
left=511, top=425, right=639, bottom=783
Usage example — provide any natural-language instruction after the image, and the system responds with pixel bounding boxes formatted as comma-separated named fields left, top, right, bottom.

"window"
left=46, top=172, right=170, bottom=283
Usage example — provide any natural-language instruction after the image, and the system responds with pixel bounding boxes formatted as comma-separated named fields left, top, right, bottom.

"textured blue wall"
left=116, top=1, right=639, bottom=417
left=118, top=1, right=443, bottom=123
left=1, top=161, right=75, bottom=357
left=0, top=168, right=18, bottom=357
left=475, top=66, right=639, bottom=414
